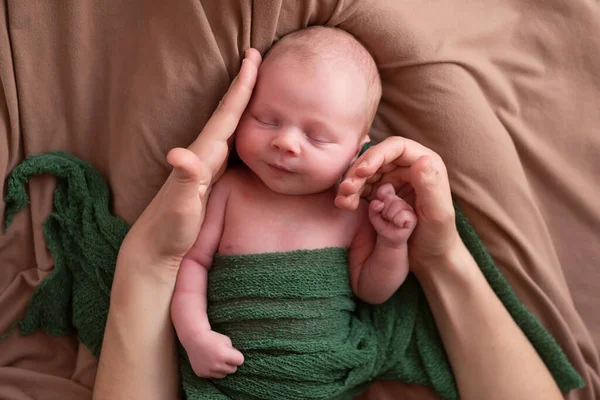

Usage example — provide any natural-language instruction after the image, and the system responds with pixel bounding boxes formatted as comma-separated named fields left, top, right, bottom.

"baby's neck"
left=241, top=165, right=339, bottom=201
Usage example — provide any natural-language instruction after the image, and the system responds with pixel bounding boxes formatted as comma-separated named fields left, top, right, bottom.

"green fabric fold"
left=181, top=248, right=451, bottom=399
left=2, top=150, right=584, bottom=399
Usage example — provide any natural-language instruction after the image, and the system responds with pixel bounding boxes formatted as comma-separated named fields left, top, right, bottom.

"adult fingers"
left=340, top=167, right=413, bottom=207
left=192, top=48, right=261, bottom=147
left=335, top=179, right=364, bottom=210
left=350, top=137, right=438, bottom=180
left=338, top=136, right=438, bottom=208
left=188, top=48, right=262, bottom=158
left=396, top=183, right=415, bottom=200
left=336, top=170, right=381, bottom=209
left=364, top=172, right=383, bottom=186
left=338, top=141, right=399, bottom=203
left=335, top=191, right=362, bottom=210
left=380, top=167, right=412, bottom=187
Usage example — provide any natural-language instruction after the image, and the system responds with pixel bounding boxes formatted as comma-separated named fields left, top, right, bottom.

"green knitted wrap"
left=180, top=248, right=451, bottom=399
left=2, top=151, right=585, bottom=400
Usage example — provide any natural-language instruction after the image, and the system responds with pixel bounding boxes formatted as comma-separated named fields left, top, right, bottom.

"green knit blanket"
left=2, top=151, right=584, bottom=399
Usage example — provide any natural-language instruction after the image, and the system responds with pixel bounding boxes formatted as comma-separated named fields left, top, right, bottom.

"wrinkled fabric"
left=1, top=0, right=599, bottom=399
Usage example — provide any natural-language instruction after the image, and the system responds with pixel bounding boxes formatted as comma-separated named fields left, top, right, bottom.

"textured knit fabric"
left=2, top=151, right=584, bottom=399
left=180, top=248, right=450, bottom=399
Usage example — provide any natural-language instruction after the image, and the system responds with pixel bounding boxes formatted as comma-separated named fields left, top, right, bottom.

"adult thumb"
left=166, top=147, right=211, bottom=199
left=410, top=155, right=455, bottom=228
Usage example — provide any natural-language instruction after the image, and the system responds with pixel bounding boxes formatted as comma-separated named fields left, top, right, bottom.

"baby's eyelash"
left=254, top=116, right=278, bottom=126
left=307, top=134, right=330, bottom=144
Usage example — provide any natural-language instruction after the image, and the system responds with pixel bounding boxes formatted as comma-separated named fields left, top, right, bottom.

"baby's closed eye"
left=253, top=114, right=279, bottom=127
left=306, top=131, right=334, bottom=144
left=307, top=134, right=329, bottom=143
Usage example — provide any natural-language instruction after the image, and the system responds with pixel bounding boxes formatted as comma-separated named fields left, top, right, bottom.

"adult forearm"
left=93, top=254, right=180, bottom=400
left=415, top=243, right=562, bottom=400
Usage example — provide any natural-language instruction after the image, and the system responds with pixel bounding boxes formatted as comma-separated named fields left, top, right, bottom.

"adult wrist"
left=94, top=244, right=182, bottom=400
left=411, top=240, right=475, bottom=295
left=110, top=245, right=180, bottom=307
left=105, top=250, right=179, bottom=367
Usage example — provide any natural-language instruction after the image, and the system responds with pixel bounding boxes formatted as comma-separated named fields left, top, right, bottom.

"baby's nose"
left=271, top=129, right=301, bottom=155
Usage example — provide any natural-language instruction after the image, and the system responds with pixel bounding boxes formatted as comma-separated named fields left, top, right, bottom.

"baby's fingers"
left=368, top=200, right=388, bottom=232
left=383, top=199, right=405, bottom=222
left=210, top=371, right=228, bottom=379
left=370, top=199, right=385, bottom=213
left=213, top=362, right=239, bottom=376
left=226, top=348, right=245, bottom=366
left=211, top=351, right=243, bottom=376
left=392, top=209, right=417, bottom=230
left=208, top=346, right=244, bottom=378
left=375, top=182, right=396, bottom=200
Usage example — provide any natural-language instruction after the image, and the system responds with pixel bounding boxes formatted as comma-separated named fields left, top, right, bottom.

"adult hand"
left=339, top=137, right=566, bottom=400
left=94, top=48, right=261, bottom=400
left=121, top=48, right=262, bottom=272
left=335, top=136, right=459, bottom=271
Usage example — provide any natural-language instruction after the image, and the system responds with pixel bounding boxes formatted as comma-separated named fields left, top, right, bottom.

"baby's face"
left=235, top=56, right=370, bottom=195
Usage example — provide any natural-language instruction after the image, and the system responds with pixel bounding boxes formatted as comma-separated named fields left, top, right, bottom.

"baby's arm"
left=349, top=183, right=417, bottom=304
left=171, top=176, right=244, bottom=378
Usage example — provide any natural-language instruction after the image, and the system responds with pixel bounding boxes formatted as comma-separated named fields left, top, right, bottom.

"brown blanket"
left=1, top=1, right=598, bottom=399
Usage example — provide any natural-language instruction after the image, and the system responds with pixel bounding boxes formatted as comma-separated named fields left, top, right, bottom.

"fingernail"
left=334, top=196, right=346, bottom=206
left=359, top=160, right=368, bottom=169
left=422, top=160, right=434, bottom=175
left=198, top=185, right=208, bottom=196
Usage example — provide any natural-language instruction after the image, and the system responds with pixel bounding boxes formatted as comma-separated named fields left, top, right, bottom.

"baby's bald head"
left=263, top=26, right=382, bottom=133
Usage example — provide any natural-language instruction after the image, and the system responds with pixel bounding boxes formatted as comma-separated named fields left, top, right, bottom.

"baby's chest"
left=218, top=195, right=357, bottom=255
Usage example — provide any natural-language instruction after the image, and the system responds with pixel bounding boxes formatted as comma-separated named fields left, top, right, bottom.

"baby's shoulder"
left=349, top=198, right=373, bottom=234
left=353, top=198, right=371, bottom=222
left=215, top=166, right=251, bottom=190
left=333, top=197, right=370, bottom=234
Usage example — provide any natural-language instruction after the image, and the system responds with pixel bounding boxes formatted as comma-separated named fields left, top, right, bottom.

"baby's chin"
left=261, top=176, right=337, bottom=197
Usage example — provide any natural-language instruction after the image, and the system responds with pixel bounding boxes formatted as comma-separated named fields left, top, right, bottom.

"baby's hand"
left=369, top=183, right=417, bottom=248
left=183, top=330, right=245, bottom=379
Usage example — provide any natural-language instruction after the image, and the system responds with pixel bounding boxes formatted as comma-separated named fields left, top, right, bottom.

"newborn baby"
left=171, top=26, right=417, bottom=399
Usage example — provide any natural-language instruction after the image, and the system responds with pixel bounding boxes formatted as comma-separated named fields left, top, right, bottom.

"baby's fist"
left=369, top=183, right=417, bottom=247
left=184, top=330, right=244, bottom=379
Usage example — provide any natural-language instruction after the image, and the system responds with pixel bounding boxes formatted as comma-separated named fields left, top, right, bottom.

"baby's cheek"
left=317, top=163, right=350, bottom=188
left=235, top=128, right=256, bottom=159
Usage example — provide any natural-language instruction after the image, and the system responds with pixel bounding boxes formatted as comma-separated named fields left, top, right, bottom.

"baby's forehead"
left=261, top=26, right=382, bottom=124
left=266, top=28, right=369, bottom=73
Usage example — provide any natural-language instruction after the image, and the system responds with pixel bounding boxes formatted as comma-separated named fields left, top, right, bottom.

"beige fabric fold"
left=1, top=0, right=598, bottom=398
